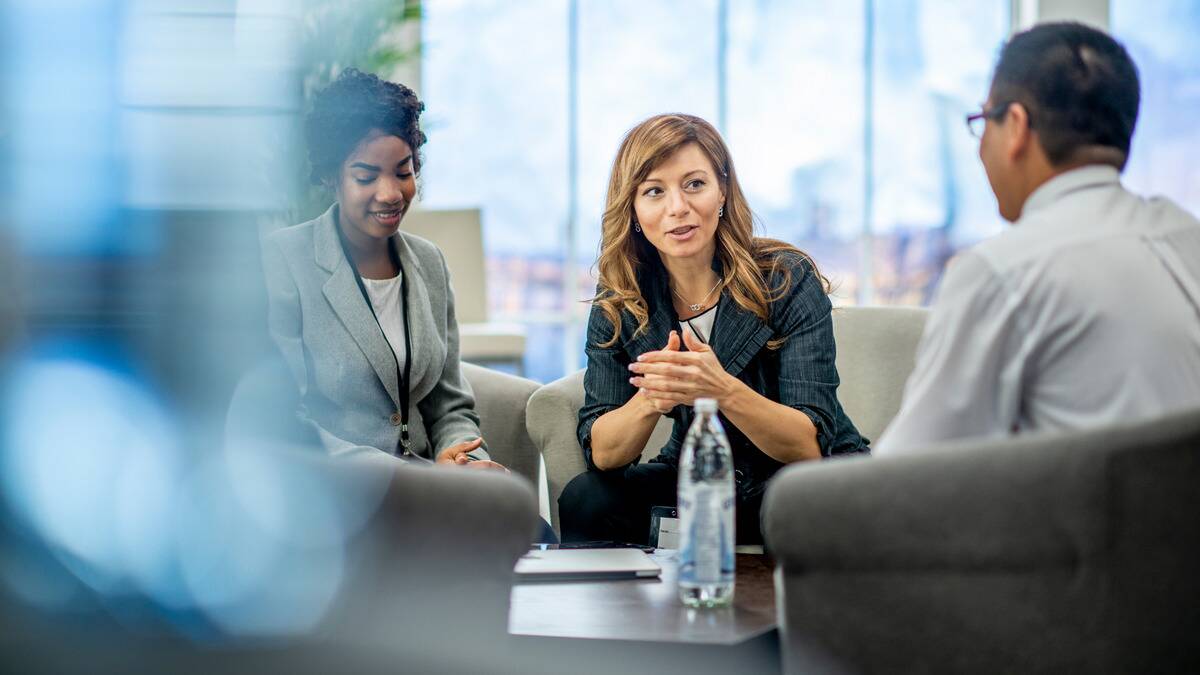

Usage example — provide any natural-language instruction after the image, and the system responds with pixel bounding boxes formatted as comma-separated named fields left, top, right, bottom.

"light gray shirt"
left=875, top=165, right=1200, bottom=456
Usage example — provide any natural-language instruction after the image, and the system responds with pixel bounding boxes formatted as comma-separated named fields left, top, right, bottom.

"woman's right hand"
left=589, top=331, right=680, bottom=471
left=634, top=330, right=682, bottom=415
left=435, top=437, right=509, bottom=472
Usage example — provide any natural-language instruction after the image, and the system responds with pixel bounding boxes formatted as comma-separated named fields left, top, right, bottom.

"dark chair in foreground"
left=764, top=407, right=1200, bottom=674
left=1, top=359, right=542, bottom=673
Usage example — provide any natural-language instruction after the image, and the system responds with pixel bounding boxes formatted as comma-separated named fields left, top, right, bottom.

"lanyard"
left=337, top=226, right=414, bottom=452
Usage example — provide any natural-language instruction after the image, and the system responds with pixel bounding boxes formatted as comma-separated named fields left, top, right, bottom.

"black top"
left=577, top=252, right=869, bottom=502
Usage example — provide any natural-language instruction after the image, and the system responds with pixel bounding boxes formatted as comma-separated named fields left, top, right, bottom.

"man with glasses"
left=875, top=21, right=1200, bottom=455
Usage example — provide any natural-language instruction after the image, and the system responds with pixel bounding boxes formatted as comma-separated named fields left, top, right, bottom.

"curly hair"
left=593, top=113, right=829, bottom=349
left=304, top=68, right=427, bottom=185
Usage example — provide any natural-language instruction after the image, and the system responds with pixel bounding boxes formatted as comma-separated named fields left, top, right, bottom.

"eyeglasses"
left=965, top=102, right=1021, bottom=138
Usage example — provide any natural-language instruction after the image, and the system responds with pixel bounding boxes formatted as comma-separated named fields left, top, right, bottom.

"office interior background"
left=418, top=0, right=1200, bottom=381
left=0, top=0, right=1196, bottom=649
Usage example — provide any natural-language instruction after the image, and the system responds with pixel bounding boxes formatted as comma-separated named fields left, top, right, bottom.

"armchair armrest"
left=526, top=370, right=588, bottom=533
left=462, top=362, right=541, bottom=488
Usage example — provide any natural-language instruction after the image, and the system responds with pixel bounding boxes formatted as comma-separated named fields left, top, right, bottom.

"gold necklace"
left=671, top=276, right=723, bottom=312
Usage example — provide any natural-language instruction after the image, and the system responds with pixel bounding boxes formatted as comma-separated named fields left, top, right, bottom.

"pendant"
left=689, top=303, right=702, bottom=311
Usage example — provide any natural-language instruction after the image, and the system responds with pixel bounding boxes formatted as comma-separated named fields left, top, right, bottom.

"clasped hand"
left=628, top=329, right=737, bottom=414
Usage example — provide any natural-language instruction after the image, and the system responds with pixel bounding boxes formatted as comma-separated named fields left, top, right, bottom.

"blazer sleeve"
left=416, top=249, right=488, bottom=460
left=771, top=256, right=853, bottom=457
left=576, top=303, right=639, bottom=471
left=261, top=233, right=395, bottom=459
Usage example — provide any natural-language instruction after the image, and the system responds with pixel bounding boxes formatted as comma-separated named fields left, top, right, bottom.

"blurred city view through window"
left=1111, top=0, right=1200, bottom=219
left=422, top=0, right=1010, bottom=382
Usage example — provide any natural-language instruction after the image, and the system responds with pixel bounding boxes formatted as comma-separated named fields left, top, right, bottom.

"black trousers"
left=558, top=463, right=764, bottom=546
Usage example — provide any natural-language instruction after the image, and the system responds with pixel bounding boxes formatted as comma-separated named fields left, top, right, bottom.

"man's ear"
left=1003, top=102, right=1034, bottom=163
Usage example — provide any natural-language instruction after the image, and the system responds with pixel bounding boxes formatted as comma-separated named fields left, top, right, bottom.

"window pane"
left=571, top=0, right=720, bottom=360
left=422, top=0, right=568, bottom=381
left=869, top=0, right=1008, bottom=305
left=1112, top=0, right=1200, bottom=216
left=726, top=0, right=865, bottom=304
left=422, top=0, right=1012, bottom=381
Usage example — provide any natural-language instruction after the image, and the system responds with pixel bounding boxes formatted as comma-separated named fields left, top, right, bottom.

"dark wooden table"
left=507, top=552, right=781, bottom=674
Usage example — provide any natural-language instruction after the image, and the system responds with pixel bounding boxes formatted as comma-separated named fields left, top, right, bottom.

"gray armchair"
left=763, top=407, right=1200, bottom=674
left=526, top=306, right=928, bottom=534
left=460, top=361, right=541, bottom=487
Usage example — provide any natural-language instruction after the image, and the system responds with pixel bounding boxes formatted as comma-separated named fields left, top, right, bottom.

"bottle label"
left=678, top=483, right=734, bottom=585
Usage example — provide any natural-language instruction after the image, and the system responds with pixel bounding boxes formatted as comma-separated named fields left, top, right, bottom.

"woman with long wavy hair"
left=559, top=114, right=868, bottom=545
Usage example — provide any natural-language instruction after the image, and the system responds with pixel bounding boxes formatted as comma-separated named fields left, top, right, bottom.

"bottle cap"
left=693, top=398, right=717, bottom=414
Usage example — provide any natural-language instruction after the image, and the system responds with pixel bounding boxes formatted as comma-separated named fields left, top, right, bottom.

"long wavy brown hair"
left=592, top=113, right=829, bottom=349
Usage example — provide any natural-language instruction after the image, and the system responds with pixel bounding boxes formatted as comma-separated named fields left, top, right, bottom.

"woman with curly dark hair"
left=261, top=68, right=504, bottom=471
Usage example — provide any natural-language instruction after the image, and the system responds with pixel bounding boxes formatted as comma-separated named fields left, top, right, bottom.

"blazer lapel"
left=314, top=208, right=402, bottom=409
left=393, top=232, right=432, bottom=390
left=711, top=294, right=774, bottom=379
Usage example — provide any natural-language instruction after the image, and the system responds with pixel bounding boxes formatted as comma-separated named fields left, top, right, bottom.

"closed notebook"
left=514, top=548, right=662, bottom=582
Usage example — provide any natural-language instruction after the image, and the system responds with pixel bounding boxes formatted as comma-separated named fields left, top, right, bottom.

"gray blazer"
left=261, top=204, right=486, bottom=460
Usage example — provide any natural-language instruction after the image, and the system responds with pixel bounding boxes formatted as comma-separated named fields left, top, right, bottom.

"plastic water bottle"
left=677, top=397, right=735, bottom=608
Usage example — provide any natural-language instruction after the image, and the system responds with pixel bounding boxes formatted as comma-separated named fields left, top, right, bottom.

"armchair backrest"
left=764, top=405, right=1200, bottom=674
left=831, top=305, right=927, bottom=441
left=402, top=208, right=488, bottom=324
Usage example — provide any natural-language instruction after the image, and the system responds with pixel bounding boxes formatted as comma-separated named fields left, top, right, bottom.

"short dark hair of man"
left=304, top=68, right=427, bottom=185
left=989, top=21, right=1140, bottom=170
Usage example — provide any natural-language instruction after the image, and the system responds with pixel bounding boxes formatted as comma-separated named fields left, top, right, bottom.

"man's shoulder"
left=1139, top=193, right=1200, bottom=233
left=966, top=216, right=1054, bottom=274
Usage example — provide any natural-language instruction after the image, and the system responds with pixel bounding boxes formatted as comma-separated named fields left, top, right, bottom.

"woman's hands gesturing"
left=629, top=329, right=738, bottom=411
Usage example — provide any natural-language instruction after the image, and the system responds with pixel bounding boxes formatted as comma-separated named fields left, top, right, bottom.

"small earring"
left=633, top=220, right=641, bottom=233
left=718, top=205, right=724, bottom=218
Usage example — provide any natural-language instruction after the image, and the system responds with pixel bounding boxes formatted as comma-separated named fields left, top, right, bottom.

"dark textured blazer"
left=261, top=204, right=485, bottom=461
left=577, top=252, right=868, bottom=500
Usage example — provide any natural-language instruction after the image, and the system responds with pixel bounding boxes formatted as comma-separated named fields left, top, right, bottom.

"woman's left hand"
left=435, top=438, right=509, bottom=472
left=628, top=329, right=739, bottom=407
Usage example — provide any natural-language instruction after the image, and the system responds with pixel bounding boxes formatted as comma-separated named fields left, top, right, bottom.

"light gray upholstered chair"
left=763, top=406, right=1200, bottom=675
left=829, top=305, right=928, bottom=442
left=460, top=361, right=541, bottom=488
left=527, top=369, right=674, bottom=534
left=402, top=208, right=527, bottom=372
left=526, top=305, right=929, bottom=534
